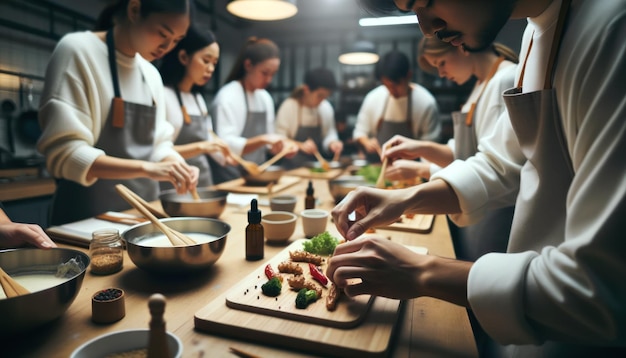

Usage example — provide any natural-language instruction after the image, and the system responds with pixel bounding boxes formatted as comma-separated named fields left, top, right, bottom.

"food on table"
left=261, top=277, right=283, bottom=297
left=295, top=288, right=319, bottom=309
left=264, top=264, right=283, bottom=281
left=309, top=167, right=327, bottom=173
left=105, top=348, right=147, bottom=358
left=356, top=165, right=392, bottom=187
left=287, top=275, right=322, bottom=298
left=289, top=250, right=323, bottom=265
left=277, top=261, right=303, bottom=275
left=326, top=282, right=342, bottom=311
left=308, top=263, right=328, bottom=286
left=302, top=231, right=339, bottom=255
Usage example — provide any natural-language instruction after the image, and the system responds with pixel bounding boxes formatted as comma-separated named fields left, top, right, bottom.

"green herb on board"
left=303, top=231, right=339, bottom=255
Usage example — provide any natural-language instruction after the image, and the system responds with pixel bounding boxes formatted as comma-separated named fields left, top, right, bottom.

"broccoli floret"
left=303, top=231, right=339, bottom=255
left=295, top=288, right=318, bottom=309
left=261, top=277, right=282, bottom=297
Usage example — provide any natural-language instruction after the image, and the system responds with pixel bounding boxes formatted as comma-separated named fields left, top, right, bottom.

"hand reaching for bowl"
left=298, top=138, right=318, bottom=155
left=0, top=209, right=56, bottom=249
left=385, top=159, right=431, bottom=181
left=146, top=159, right=199, bottom=195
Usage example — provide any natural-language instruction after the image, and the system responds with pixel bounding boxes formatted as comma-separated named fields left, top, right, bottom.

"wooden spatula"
left=0, top=266, right=29, bottom=298
left=209, top=130, right=260, bottom=175
left=257, top=148, right=289, bottom=173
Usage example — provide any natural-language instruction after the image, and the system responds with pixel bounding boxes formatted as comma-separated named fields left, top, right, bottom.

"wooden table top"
left=5, top=177, right=477, bottom=358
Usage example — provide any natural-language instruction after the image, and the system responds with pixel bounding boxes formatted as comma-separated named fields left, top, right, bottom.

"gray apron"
left=210, top=83, right=268, bottom=184
left=161, top=89, right=212, bottom=189
left=281, top=104, right=323, bottom=169
left=50, top=30, right=158, bottom=225
left=366, top=87, right=413, bottom=163
left=449, top=56, right=513, bottom=261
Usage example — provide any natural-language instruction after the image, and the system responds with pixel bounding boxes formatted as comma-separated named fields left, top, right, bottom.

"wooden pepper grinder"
left=147, top=293, right=170, bottom=358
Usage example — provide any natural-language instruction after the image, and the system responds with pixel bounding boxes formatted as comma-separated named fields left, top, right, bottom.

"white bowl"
left=70, top=329, right=182, bottom=358
left=262, top=211, right=298, bottom=243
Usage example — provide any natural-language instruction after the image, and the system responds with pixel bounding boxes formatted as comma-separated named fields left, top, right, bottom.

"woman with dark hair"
left=210, top=37, right=297, bottom=183
left=275, top=67, right=343, bottom=169
left=353, top=49, right=440, bottom=163
left=37, top=0, right=197, bottom=225
left=159, top=25, right=230, bottom=188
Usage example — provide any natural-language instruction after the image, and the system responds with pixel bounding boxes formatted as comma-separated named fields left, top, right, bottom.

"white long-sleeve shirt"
left=432, top=0, right=626, bottom=352
left=353, top=83, right=440, bottom=141
left=37, top=31, right=180, bottom=186
left=210, top=80, right=275, bottom=156
left=274, top=97, right=339, bottom=153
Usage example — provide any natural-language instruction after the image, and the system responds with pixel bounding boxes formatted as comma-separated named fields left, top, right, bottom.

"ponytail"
left=492, top=43, right=519, bottom=64
left=94, top=0, right=127, bottom=31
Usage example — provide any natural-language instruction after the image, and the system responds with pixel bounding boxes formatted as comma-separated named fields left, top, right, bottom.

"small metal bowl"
left=122, top=217, right=230, bottom=274
left=243, top=165, right=285, bottom=186
left=160, top=188, right=228, bottom=218
left=0, top=248, right=89, bottom=334
left=327, top=175, right=373, bottom=203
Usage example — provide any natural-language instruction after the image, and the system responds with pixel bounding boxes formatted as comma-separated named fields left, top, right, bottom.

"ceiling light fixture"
left=338, top=40, right=379, bottom=65
left=226, top=0, right=298, bottom=21
left=359, top=15, right=418, bottom=27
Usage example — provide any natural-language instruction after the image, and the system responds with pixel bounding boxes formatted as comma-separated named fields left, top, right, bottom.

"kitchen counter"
left=7, top=177, right=477, bottom=357
left=0, top=167, right=55, bottom=202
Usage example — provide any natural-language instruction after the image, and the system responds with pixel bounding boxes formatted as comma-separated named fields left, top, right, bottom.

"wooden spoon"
left=257, top=148, right=289, bottom=173
left=332, top=150, right=341, bottom=163
left=209, top=130, right=260, bottom=175
left=190, top=188, right=201, bottom=201
left=376, top=144, right=391, bottom=189
left=298, top=141, right=330, bottom=171
left=0, top=266, right=29, bottom=298
left=115, top=184, right=196, bottom=246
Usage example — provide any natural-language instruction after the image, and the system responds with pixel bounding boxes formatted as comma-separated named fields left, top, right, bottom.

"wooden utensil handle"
left=0, top=266, right=30, bottom=298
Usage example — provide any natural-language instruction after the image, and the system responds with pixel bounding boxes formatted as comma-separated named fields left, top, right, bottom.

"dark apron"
left=365, top=87, right=413, bottom=163
left=281, top=104, right=323, bottom=169
left=210, top=83, right=268, bottom=184
left=161, top=89, right=212, bottom=189
left=50, top=30, right=158, bottom=225
left=449, top=56, right=513, bottom=261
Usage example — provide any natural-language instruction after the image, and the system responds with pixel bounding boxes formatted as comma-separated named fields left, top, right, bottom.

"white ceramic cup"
left=300, top=209, right=329, bottom=238
left=269, top=195, right=297, bottom=213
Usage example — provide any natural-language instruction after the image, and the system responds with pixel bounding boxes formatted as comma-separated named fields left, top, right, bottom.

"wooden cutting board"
left=375, top=214, right=436, bottom=234
left=286, top=167, right=345, bottom=180
left=224, top=239, right=373, bottom=329
left=214, top=175, right=300, bottom=194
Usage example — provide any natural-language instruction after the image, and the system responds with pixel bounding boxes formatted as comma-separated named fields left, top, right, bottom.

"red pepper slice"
left=308, top=263, right=328, bottom=286
left=265, top=264, right=277, bottom=280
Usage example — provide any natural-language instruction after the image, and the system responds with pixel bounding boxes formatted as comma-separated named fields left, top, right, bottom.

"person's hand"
left=326, top=235, right=425, bottom=299
left=329, top=140, right=343, bottom=157
left=0, top=222, right=57, bottom=249
left=361, top=137, right=381, bottom=154
left=264, top=134, right=287, bottom=154
left=382, top=135, right=426, bottom=161
left=202, top=140, right=230, bottom=157
left=283, top=139, right=300, bottom=159
left=145, top=160, right=199, bottom=194
left=299, top=138, right=318, bottom=155
left=332, top=186, right=411, bottom=240
left=385, top=159, right=431, bottom=181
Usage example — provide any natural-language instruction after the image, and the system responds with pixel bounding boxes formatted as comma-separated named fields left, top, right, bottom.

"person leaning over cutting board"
left=210, top=37, right=298, bottom=184
left=353, top=49, right=440, bottom=163
left=329, top=0, right=626, bottom=357
left=37, top=0, right=199, bottom=225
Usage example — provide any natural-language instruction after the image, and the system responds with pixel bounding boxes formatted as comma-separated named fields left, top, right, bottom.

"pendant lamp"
left=338, top=40, right=379, bottom=65
left=226, top=0, right=298, bottom=21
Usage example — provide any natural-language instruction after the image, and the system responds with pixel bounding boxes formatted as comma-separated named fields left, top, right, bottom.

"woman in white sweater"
left=37, top=0, right=198, bottom=225
left=159, top=25, right=230, bottom=188
left=210, top=37, right=297, bottom=183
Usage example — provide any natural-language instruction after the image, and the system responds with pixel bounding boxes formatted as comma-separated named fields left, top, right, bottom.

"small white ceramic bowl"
left=262, top=211, right=298, bottom=244
left=70, top=329, right=182, bottom=358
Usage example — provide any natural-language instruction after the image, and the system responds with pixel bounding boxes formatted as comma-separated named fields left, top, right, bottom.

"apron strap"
left=376, top=85, right=413, bottom=135
left=106, top=30, right=125, bottom=128
left=174, top=87, right=192, bottom=125
left=466, top=56, right=505, bottom=126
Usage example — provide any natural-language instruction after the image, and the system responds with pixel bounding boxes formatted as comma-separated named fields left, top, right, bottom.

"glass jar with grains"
left=90, top=228, right=124, bottom=275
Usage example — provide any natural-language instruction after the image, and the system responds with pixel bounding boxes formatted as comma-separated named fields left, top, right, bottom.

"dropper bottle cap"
left=306, top=180, right=314, bottom=196
left=248, top=198, right=261, bottom=224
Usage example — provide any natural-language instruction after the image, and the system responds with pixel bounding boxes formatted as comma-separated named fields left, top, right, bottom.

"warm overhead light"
left=338, top=40, right=379, bottom=65
left=359, top=15, right=418, bottom=27
left=226, top=0, right=298, bottom=21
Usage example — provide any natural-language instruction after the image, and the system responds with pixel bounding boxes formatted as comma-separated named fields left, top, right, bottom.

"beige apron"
left=50, top=30, right=158, bottom=225
left=210, top=83, right=268, bottom=184
left=281, top=104, right=323, bottom=169
left=449, top=56, right=514, bottom=261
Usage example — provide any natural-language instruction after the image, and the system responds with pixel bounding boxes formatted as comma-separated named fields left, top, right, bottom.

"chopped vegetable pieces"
left=295, top=288, right=318, bottom=309
left=261, top=277, right=283, bottom=297
left=308, top=263, right=328, bottom=286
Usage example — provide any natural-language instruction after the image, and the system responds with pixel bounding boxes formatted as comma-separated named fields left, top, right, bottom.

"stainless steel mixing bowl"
left=243, top=165, right=285, bottom=186
left=122, top=217, right=230, bottom=274
left=327, top=175, right=373, bottom=203
left=0, top=247, right=89, bottom=334
left=160, top=188, right=228, bottom=218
